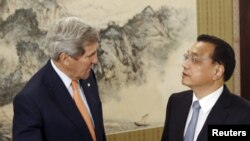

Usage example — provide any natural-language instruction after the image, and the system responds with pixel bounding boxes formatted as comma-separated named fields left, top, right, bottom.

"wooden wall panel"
left=107, top=127, right=163, bottom=141
left=240, top=0, right=250, bottom=100
left=197, top=0, right=235, bottom=92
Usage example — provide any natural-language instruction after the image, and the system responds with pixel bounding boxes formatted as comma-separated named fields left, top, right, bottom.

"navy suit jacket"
left=161, top=86, right=250, bottom=141
left=13, top=60, right=106, bottom=141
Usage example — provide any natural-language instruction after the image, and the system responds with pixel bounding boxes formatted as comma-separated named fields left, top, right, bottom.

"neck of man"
left=53, top=59, right=75, bottom=80
left=191, top=80, right=224, bottom=100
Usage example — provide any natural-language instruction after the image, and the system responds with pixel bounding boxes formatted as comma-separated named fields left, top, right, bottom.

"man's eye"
left=192, top=56, right=198, bottom=62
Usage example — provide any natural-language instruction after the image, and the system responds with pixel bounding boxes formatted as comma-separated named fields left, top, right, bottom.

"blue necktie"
left=184, top=101, right=201, bottom=141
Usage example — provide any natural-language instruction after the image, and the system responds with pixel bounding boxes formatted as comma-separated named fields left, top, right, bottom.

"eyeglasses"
left=183, top=53, right=211, bottom=64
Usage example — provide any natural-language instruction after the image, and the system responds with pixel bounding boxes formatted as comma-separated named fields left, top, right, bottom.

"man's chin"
left=182, top=80, right=190, bottom=87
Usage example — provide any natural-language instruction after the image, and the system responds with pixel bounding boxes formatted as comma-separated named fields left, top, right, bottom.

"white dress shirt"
left=184, top=86, right=223, bottom=141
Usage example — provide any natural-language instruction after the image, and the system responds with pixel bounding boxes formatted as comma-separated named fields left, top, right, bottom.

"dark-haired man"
left=161, top=34, right=250, bottom=141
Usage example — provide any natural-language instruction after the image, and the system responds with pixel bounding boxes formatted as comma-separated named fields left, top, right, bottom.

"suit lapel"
left=205, top=89, right=231, bottom=123
left=197, top=86, right=231, bottom=141
left=169, top=91, right=192, bottom=140
left=80, top=81, right=96, bottom=117
left=179, top=92, right=193, bottom=138
left=79, top=76, right=100, bottom=126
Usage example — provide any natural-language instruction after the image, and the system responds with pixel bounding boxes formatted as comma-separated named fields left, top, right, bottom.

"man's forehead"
left=189, top=42, right=215, bottom=55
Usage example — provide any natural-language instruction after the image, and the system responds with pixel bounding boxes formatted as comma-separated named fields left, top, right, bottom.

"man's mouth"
left=182, top=72, right=189, bottom=77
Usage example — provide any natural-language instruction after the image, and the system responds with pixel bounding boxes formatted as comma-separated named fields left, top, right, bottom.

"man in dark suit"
left=12, top=17, right=106, bottom=141
left=161, top=34, right=250, bottom=141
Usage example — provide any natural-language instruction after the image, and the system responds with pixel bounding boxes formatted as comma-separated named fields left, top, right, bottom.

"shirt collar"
left=192, top=86, right=224, bottom=113
left=50, top=59, right=72, bottom=90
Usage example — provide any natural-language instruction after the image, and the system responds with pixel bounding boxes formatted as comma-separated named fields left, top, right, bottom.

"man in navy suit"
left=161, top=34, right=250, bottom=141
left=12, top=17, right=106, bottom=141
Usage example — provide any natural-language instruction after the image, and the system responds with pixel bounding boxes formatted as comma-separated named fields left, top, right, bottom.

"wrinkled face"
left=182, top=41, right=219, bottom=89
left=67, top=42, right=98, bottom=80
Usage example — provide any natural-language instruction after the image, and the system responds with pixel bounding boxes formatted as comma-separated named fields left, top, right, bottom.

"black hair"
left=197, top=34, right=236, bottom=81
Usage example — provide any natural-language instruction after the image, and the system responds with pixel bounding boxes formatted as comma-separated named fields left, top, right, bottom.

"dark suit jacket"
left=161, top=86, right=250, bottom=141
left=13, top=60, right=106, bottom=141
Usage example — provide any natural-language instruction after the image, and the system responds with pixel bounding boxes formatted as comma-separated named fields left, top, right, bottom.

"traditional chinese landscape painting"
left=0, top=0, right=196, bottom=140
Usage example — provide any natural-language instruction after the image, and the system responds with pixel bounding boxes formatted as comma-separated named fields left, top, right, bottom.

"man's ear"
left=59, top=53, right=69, bottom=66
left=213, top=64, right=225, bottom=80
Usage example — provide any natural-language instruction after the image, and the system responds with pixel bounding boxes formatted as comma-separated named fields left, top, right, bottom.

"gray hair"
left=46, top=17, right=99, bottom=60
